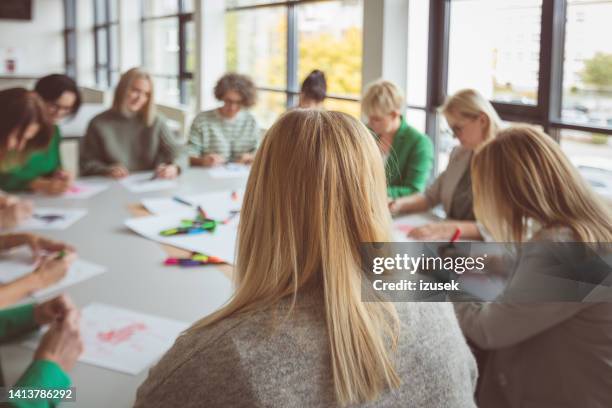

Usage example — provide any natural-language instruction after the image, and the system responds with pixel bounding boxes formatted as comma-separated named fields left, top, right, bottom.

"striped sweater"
left=188, top=109, right=261, bottom=161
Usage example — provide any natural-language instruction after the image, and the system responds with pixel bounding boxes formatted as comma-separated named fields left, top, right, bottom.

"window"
left=447, top=0, right=542, bottom=105
left=297, top=1, right=363, bottom=117
left=63, top=0, right=77, bottom=79
left=415, top=0, right=611, bottom=188
left=562, top=0, right=612, bottom=128
left=142, top=0, right=195, bottom=106
left=561, top=129, right=612, bottom=200
left=93, top=0, right=120, bottom=88
left=226, top=0, right=364, bottom=126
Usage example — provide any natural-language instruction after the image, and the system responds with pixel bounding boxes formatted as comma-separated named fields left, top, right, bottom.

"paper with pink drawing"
left=61, top=181, right=110, bottom=199
left=23, top=303, right=189, bottom=375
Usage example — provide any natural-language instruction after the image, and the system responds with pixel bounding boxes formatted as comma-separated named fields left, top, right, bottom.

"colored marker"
left=450, top=228, right=461, bottom=244
left=196, top=205, right=207, bottom=219
left=55, top=250, right=66, bottom=260
left=172, top=196, right=194, bottom=207
left=221, top=210, right=240, bottom=225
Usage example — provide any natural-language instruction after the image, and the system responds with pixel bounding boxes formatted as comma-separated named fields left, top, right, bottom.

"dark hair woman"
left=298, top=70, right=327, bottom=109
left=0, top=75, right=81, bottom=195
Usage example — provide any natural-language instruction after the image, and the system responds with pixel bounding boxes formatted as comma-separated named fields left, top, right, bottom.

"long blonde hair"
left=189, top=109, right=400, bottom=404
left=472, top=125, right=612, bottom=243
left=112, top=67, right=156, bottom=126
left=441, top=88, right=503, bottom=141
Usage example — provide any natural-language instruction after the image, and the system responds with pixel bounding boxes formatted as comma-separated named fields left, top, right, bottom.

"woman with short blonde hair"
left=135, top=110, right=477, bottom=408
left=456, top=125, right=612, bottom=407
left=391, top=88, right=503, bottom=241
left=80, top=68, right=184, bottom=179
left=362, top=80, right=434, bottom=199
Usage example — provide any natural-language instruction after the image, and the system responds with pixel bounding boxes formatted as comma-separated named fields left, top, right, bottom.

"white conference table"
left=0, top=168, right=443, bottom=407
left=0, top=168, right=245, bottom=407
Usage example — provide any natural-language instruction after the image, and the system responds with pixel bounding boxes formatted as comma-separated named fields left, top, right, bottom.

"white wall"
left=119, top=0, right=141, bottom=72
left=76, top=0, right=96, bottom=87
left=0, top=0, right=64, bottom=88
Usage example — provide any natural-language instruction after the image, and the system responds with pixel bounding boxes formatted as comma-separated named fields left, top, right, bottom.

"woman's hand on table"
left=107, top=165, right=129, bottom=179
left=235, top=153, right=255, bottom=165
left=34, top=294, right=77, bottom=326
left=408, top=222, right=458, bottom=240
left=31, top=251, right=77, bottom=290
left=155, top=164, right=179, bottom=179
left=34, top=307, right=83, bottom=372
left=0, top=195, right=33, bottom=228
left=30, top=172, right=74, bottom=195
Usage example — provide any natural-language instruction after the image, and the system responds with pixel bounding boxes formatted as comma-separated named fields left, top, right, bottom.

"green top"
left=0, top=126, right=62, bottom=192
left=0, top=304, right=71, bottom=408
left=384, top=117, right=434, bottom=199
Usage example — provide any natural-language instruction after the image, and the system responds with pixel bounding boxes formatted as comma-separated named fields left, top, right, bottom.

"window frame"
left=225, top=0, right=362, bottom=111
left=63, top=0, right=77, bottom=80
left=424, top=0, right=612, bottom=142
left=140, top=0, right=194, bottom=106
left=93, top=0, right=120, bottom=88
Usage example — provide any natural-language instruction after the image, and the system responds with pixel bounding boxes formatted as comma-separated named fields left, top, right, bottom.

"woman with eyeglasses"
left=79, top=68, right=184, bottom=179
left=188, top=73, right=261, bottom=167
left=0, top=75, right=80, bottom=195
left=389, top=89, right=503, bottom=240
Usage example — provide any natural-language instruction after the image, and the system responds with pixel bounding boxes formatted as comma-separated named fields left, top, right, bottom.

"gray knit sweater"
left=135, top=292, right=477, bottom=407
left=79, top=110, right=185, bottom=176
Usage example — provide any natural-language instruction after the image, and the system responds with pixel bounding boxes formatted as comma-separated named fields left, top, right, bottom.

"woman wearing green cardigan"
left=0, top=75, right=81, bottom=194
left=361, top=80, right=434, bottom=199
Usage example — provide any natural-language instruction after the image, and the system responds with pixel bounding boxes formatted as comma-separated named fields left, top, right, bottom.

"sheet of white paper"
left=207, top=163, right=250, bottom=179
left=119, top=172, right=178, bottom=193
left=0, top=246, right=106, bottom=298
left=15, top=208, right=87, bottom=231
left=23, top=303, right=188, bottom=375
left=142, top=190, right=244, bottom=227
left=125, top=214, right=237, bottom=263
left=20, top=181, right=110, bottom=200
left=61, top=181, right=110, bottom=199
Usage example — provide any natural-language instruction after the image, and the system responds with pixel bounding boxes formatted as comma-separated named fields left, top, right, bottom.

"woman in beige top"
left=456, top=125, right=612, bottom=408
left=390, top=89, right=502, bottom=240
left=135, top=110, right=477, bottom=407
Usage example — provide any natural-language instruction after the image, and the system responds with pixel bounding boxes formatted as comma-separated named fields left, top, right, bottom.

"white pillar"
left=196, top=0, right=227, bottom=112
left=118, top=0, right=142, bottom=72
left=361, top=0, right=409, bottom=92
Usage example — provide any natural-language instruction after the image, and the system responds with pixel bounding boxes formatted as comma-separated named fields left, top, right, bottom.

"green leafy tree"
left=581, top=52, right=612, bottom=90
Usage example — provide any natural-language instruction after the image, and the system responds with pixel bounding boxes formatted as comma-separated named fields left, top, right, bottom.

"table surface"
left=0, top=168, right=246, bottom=408
left=0, top=169, right=440, bottom=407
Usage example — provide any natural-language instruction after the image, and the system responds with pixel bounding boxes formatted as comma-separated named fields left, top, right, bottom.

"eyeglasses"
left=448, top=117, right=477, bottom=137
left=47, top=102, right=74, bottom=115
left=222, top=98, right=244, bottom=107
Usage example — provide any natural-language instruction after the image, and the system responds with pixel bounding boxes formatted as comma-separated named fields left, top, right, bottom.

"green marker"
left=55, top=250, right=66, bottom=259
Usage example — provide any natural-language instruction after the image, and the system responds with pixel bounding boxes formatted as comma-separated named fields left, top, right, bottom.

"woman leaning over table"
left=455, top=125, right=612, bottom=408
left=390, top=89, right=503, bottom=240
left=0, top=74, right=81, bottom=195
left=0, top=88, right=51, bottom=229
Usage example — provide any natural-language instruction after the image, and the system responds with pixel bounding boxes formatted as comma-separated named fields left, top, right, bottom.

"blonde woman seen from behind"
left=455, top=125, right=612, bottom=408
left=135, top=110, right=477, bottom=408
left=390, top=89, right=502, bottom=240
